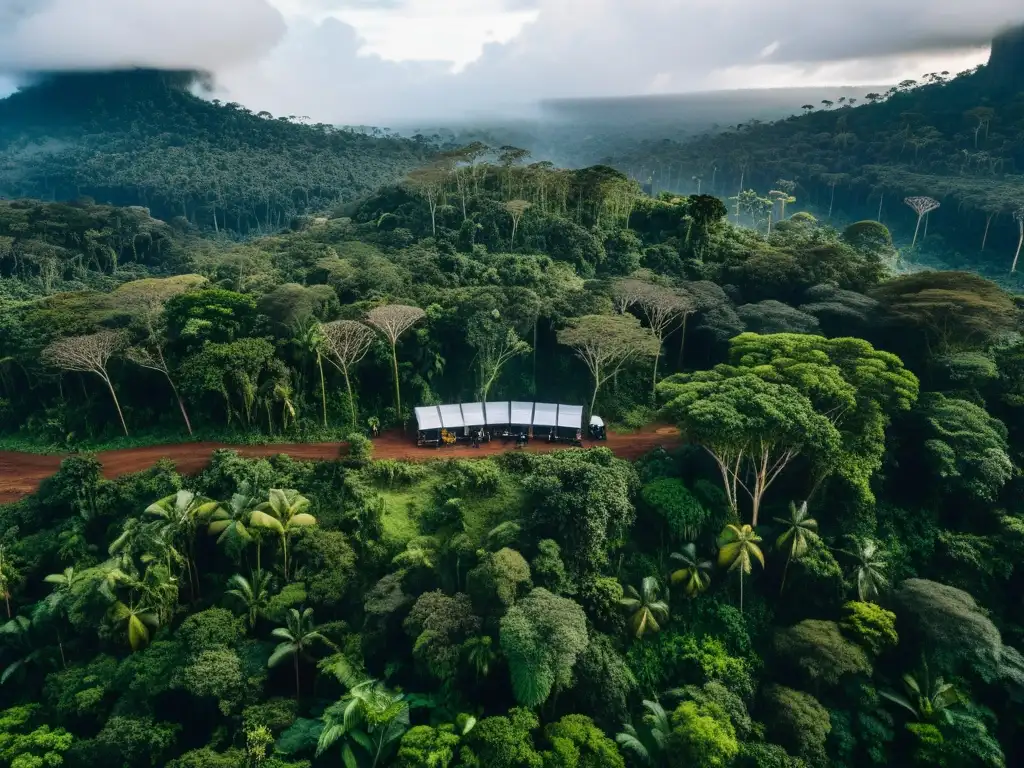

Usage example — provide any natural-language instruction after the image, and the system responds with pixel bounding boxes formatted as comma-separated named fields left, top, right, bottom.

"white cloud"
left=329, top=0, right=538, bottom=70
left=0, top=0, right=1019, bottom=123
left=703, top=48, right=991, bottom=92
left=0, top=0, right=286, bottom=72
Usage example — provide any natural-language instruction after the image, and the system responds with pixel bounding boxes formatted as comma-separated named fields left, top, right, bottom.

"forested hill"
left=0, top=70, right=433, bottom=236
left=605, top=26, right=1024, bottom=275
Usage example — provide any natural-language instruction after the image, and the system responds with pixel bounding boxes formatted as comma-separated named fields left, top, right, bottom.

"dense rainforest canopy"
left=597, top=30, right=1024, bottom=284
left=0, top=70, right=432, bottom=236
left=1, top=57, right=1024, bottom=768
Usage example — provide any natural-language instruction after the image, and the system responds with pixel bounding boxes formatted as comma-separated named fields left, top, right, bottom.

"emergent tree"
left=321, top=320, right=377, bottom=426
left=557, top=314, right=661, bottom=417
left=42, top=330, right=130, bottom=435
left=367, top=304, right=425, bottom=421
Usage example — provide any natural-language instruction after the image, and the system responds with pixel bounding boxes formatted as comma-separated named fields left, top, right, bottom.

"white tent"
left=533, top=402, right=559, bottom=428
left=414, top=406, right=442, bottom=431
left=438, top=404, right=465, bottom=429
left=484, top=401, right=510, bottom=425
left=510, top=401, right=535, bottom=425
left=557, top=404, right=584, bottom=430
left=461, top=402, right=486, bottom=427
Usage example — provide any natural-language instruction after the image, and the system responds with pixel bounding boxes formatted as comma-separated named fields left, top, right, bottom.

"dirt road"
left=0, top=426, right=681, bottom=504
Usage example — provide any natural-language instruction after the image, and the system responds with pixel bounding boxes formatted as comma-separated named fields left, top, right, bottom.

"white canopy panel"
left=484, top=401, right=510, bottom=425
left=558, top=404, right=584, bottom=429
left=415, top=406, right=442, bottom=431
left=461, top=402, right=486, bottom=427
left=510, top=401, right=535, bottom=425
left=533, top=402, right=559, bottom=428
left=438, top=404, right=465, bottom=429
left=590, top=415, right=605, bottom=428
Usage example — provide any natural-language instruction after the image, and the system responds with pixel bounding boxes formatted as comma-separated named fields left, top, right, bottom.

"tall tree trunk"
left=390, top=342, right=402, bottom=420
left=103, top=374, right=129, bottom=435
left=923, top=212, right=930, bottom=241
left=163, top=370, right=193, bottom=435
left=739, top=570, right=744, bottom=613
left=828, top=184, right=836, bottom=218
left=589, top=379, right=600, bottom=422
left=735, top=170, right=744, bottom=221
left=317, top=351, right=327, bottom=428
left=982, top=213, right=993, bottom=250
left=911, top=214, right=924, bottom=248
left=651, top=338, right=662, bottom=399
left=294, top=652, right=301, bottom=701
left=342, top=363, right=357, bottom=427
left=676, top=313, right=689, bottom=369
left=877, top=194, right=883, bottom=222
left=1012, top=224, right=1024, bottom=273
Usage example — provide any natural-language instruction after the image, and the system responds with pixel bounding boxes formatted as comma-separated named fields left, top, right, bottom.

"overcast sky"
left=1, top=0, right=1020, bottom=123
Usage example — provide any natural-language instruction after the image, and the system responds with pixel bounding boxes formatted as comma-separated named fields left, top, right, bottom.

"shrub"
left=346, top=433, right=373, bottom=462
left=365, top=459, right=426, bottom=488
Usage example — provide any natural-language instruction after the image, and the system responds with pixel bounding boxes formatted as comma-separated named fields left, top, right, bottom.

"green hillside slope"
left=0, top=70, right=432, bottom=236
left=605, top=27, right=1024, bottom=275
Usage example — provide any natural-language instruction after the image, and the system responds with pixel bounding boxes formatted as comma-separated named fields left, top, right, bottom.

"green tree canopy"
left=499, top=588, right=589, bottom=709
left=660, top=373, right=841, bottom=524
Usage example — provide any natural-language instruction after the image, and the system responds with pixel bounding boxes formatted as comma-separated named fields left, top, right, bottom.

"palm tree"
left=718, top=524, right=764, bottom=613
left=391, top=539, right=437, bottom=571
left=273, top=382, right=297, bottom=433
left=295, top=320, right=329, bottom=428
left=616, top=699, right=672, bottom=766
left=463, top=635, right=497, bottom=680
left=669, top=543, right=713, bottom=597
left=880, top=660, right=959, bottom=723
left=839, top=536, right=889, bottom=602
left=207, top=481, right=260, bottom=560
left=317, top=655, right=411, bottom=768
left=250, top=489, right=317, bottom=581
left=0, top=615, right=48, bottom=684
left=620, top=577, right=670, bottom=639
left=268, top=607, right=332, bottom=701
left=137, top=562, right=178, bottom=626
left=773, top=501, right=818, bottom=593
left=145, top=490, right=219, bottom=600
left=226, top=570, right=273, bottom=629
left=43, top=566, right=85, bottom=666
left=112, top=601, right=159, bottom=651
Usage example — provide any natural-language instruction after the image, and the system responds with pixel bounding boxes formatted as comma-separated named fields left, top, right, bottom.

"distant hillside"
left=0, top=70, right=433, bottom=236
left=603, top=27, right=1024, bottom=275
left=398, top=86, right=881, bottom=169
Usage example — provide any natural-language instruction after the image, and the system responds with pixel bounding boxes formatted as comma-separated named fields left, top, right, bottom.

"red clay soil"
left=0, top=426, right=681, bottom=504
